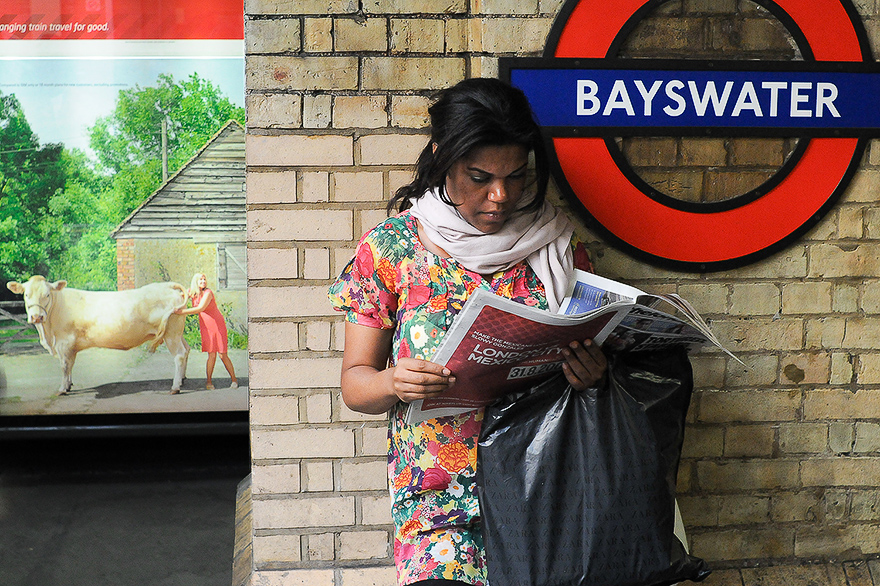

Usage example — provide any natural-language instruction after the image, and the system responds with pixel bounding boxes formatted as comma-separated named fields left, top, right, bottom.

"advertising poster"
left=0, top=0, right=247, bottom=424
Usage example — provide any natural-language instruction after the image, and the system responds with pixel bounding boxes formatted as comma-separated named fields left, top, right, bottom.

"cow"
left=7, top=275, right=190, bottom=395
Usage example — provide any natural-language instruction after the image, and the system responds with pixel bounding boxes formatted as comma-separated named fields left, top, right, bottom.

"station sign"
left=502, top=0, right=880, bottom=271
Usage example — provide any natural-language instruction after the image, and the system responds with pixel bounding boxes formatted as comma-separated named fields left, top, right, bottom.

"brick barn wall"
left=244, top=0, right=880, bottom=584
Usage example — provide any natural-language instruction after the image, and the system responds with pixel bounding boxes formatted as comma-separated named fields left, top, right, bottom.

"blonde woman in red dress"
left=175, top=273, right=238, bottom=391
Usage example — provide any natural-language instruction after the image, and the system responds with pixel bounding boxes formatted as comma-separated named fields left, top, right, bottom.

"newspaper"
left=404, top=270, right=733, bottom=425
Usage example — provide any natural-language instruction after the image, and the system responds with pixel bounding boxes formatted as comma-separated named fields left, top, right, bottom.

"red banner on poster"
left=0, top=0, right=243, bottom=40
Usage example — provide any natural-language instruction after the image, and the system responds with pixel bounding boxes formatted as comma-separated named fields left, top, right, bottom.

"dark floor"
left=0, top=428, right=251, bottom=586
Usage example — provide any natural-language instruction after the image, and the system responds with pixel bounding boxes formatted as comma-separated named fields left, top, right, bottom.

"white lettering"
left=663, top=80, right=686, bottom=117
left=688, top=80, right=733, bottom=116
left=790, top=82, right=812, bottom=117
left=731, top=81, right=763, bottom=117
left=603, top=79, right=635, bottom=116
left=816, top=82, right=841, bottom=117
left=577, top=80, right=600, bottom=115
left=761, top=81, right=787, bottom=117
left=634, top=80, right=662, bottom=116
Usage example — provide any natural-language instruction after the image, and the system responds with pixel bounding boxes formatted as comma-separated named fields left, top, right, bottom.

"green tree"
left=0, top=93, right=65, bottom=282
left=87, top=73, right=245, bottom=243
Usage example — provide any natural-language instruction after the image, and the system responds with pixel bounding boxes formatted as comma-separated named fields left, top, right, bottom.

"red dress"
left=195, top=289, right=229, bottom=353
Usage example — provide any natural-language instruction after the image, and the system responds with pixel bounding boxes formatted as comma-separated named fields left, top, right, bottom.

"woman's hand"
left=390, top=357, right=456, bottom=403
left=561, top=339, right=607, bottom=391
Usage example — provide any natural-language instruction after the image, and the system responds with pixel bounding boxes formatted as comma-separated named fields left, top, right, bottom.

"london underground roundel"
left=501, top=0, right=880, bottom=271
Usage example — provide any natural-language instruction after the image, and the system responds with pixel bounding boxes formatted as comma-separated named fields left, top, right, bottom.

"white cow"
left=7, top=275, right=190, bottom=395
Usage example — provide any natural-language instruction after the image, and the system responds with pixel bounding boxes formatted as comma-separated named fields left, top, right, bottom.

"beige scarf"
left=409, top=188, right=574, bottom=312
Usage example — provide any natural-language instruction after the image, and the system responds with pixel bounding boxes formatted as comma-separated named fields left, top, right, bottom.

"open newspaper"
left=405, top=270, right=734, bottom=425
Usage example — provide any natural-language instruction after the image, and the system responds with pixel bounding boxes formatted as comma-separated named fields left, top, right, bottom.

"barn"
left=110, top=119, right=246, bottom=331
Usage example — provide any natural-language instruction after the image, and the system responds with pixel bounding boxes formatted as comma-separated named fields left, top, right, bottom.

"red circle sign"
left=548, top=0, right=869, bottom=270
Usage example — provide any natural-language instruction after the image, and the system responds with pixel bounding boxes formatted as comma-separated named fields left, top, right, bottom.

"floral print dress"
left=328, top=211, right=590, bottom=585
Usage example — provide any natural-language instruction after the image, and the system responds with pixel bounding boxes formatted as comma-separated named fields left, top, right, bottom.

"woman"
left=328, top=78, right=606, bottom=586
left=175, top=273, right=238, bottom=392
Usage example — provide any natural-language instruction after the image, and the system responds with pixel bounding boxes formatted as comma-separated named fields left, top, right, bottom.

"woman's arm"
left=341, top=321, right=456, bottom=414
left=175, top=289, right=213, bottom=316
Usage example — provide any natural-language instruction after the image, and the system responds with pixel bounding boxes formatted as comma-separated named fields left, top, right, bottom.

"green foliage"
left=1, top=73, right=244, bottom=290
left=90, top=73, right=245, bottom=174
left=0, top=93, right=66, bottom=282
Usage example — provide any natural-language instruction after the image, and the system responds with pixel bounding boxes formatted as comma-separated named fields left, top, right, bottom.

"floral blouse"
left=328, top=211, right=591, bottom=585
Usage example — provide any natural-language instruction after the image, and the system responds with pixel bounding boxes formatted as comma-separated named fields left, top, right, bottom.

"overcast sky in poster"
left=0, top=57, right=244, bottom=156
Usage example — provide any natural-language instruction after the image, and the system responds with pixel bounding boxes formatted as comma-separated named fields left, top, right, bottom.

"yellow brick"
left=250, top=569, right=335, bottom=586
left=249, top=0, right=357, bottom=14
left=359, top=134, right=428, bottom=165
left=252, top=462, right=302, bottom=495
left=724, top=425, right=775, bottom=457
left=697, top=460, right=799, bottom=491
left=362, top=0, right=466, bottom=13
left=779, top=352, right=830, bottom=385
left=473, top=0, right=538, bottom=13
left=305, top=321, right=332, bottom=351
left=306, top=532, right=335, bottom=560
left=390, top=19, right=445, bottom=53
left=249, top=356, right=343, bottom=389
left=391, top=95, right=431, bottom=128
left=804, top=389, right=880, bottom=420
left=302, top=171, right=330, bottom=202
left=250, top=285, right=338, bottom=318
left=338, top=531, right=390, bottom=560
left=842, top=318, right=880, bottom=349
left=253, top=428, right=354, bottom=460
left=247, top=94, right=303, bottom=129
left=253, top=495, right=355, bottom=529
left=781, top=282, right=833, bottom=314
left=361, top=494, right=392, bottom=526
left=248, top=210, right=352, bottom=242
left=247, top=134, right=353, bottom=166
left=362, top=57, right=465, bottom=90
left=247, top=170, right=298, bottom=204
left=334, top=95, right=388, bottom=129
left=303, top=17, right=333, bottom=52
left=339, top=566, right=397, bottom=586
left=699, top=390, right=799, bottom=422
left=303, top=248, right=331, bottom=279
left=334, top=172, right=385, bottom=201
left=802, top=457, right=880, bottom=487
left=808, top=243, right=880, bottom=278
left=718, top=495, right=771, bottom=526
left=339, top=459, right=388, bottom=491
left=710, top=318, right=802, bottom=352
left=303, top=461, right=335, bottom=492
left=253, top=534, right=302, bottom=565
left=247, top=55, right=358, bottom=91
left=690, top=527, right=794, bottom=561
left=249, top=322, right=300, bottom=353
left=249, top=247, right=298, bottom=279
left=303, top=94, right=332, bottom=128
left=335, top=17, right=387, bottom=52
left=476, top=17, right=551, bottom=53
left=251, top=395, right=300, bottom=426
left=778, top=423, right=828, bottom=454
left=304, top=391, right=333, bottom=422
left=246, top=18, right=300, bottom=54
left=729, top=283, right=780, bottom=316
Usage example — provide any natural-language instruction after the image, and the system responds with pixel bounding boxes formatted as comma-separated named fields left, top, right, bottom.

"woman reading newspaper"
left=328, top=78, right=607, bottom=586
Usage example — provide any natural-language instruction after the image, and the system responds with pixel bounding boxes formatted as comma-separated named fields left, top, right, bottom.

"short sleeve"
left=328, top=226, right=400, bottom=330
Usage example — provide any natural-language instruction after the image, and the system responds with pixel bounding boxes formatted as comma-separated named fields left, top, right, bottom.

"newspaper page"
left=404, top=288, right=630, bottom=424
left=405, top=273, right=735, bottom=424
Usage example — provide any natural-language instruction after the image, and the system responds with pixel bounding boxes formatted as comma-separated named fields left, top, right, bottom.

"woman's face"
left=444, top=143, right=530, bottom=234
left=198, top=275, right=207, bottom=289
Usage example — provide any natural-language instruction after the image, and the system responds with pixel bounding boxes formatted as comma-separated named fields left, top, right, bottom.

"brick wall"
left=115, top=239, right=135, bottom=291
left=245, top=1, right=880, bottom=584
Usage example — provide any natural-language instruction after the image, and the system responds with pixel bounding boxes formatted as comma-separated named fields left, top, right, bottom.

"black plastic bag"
left=476, top=348, right=710, bottom=586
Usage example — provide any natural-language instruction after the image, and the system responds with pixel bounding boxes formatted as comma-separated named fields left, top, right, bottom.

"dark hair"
left=387, top=77, right=549, bottom=214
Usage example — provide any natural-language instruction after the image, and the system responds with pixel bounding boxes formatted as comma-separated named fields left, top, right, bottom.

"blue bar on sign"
left=509, top=68, right=880, bottom=131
